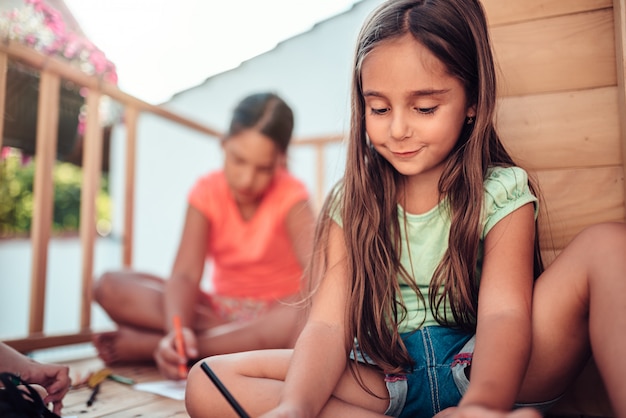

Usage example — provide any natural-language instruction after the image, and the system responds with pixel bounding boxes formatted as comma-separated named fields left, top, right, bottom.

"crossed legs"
left=92, top=270, right=307, bottom=364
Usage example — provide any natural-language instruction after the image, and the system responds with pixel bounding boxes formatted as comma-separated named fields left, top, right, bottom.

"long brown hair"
left=311, top=0, right=543, bottom=386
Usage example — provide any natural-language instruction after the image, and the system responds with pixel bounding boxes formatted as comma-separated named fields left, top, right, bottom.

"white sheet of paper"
left=133, top=380, right=187, bottom=400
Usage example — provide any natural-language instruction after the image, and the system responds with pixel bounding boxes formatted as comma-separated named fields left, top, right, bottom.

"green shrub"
left=0, top=151, right=111, bottom=237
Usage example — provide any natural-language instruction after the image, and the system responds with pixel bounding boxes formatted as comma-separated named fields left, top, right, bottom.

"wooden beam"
left=0, top=41, right=221, bottom=138
left=536, top=166, right=625, bottom=250
left=3, top=330, right=93, bottom=354
left=29, top=70, right=60, bottom=333
left=492, top=9, right=616, bottom=97
left=123, top=106, right=139, bottom=267
left=293, top=133, right=344, bottom=146
left=482, top=0, right=611, bottom=26
left=79, top=90, right=103, bottom=330
left=615, top=0, right=626, bottom=208
left=498, top=87, right=621, bottom=170
left=0, top=52, right=6, bottom=150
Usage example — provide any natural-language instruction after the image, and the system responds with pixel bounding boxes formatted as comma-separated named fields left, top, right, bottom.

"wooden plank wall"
left=481, top=0, right=625, bottom=264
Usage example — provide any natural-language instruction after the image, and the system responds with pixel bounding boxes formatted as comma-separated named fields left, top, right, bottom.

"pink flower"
left=89, top=50, right=108, bottom=74
left=24, top=34, right=37, bottom=46
left=77, top=112, right=87, bottom=135
left=44, top=13, right=65, bottom=36
left=104, top=63, right=118, bottom=84
left=26, top=0, right=44, bottom=11
left=63, top=37, right=81, bottom=59
left=1, top=0, right=118, bottom=84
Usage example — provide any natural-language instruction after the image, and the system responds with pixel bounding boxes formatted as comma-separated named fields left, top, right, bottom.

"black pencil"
left=200, top=361, right=251, bottom=418
left=86, top=382, right=100, bottom=407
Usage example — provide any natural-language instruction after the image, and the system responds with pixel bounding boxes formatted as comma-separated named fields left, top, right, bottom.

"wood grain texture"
left=61, top=358, right=190, bottom=418
left=535, top=166, right=625, bottom=251
left=29, top=70, right=60, bottom=334
left=497, top=86, right=622, bottom=170
left=491, top=9, right=616, bottom=97
left=482, top=0, right=612, bottom=26
left=613, top=0, right=626, bottom=201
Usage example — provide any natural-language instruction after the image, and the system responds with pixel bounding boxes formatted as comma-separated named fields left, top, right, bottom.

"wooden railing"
left=0, top=40, right=342, bottom=353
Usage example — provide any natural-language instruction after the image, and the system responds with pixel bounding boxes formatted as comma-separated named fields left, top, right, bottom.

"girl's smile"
left=391, top=145, right=426, bottom=157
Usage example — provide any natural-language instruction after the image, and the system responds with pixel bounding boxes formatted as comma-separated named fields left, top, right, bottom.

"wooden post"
left=0, top=52, right=6, bottom=149
left=615, top=0, right=626, bottom=212
left=79, top=89, right=103, bottom=330
left=29, top=70, right=60, bottom=333
left=123, top=106, right=138, bottom=267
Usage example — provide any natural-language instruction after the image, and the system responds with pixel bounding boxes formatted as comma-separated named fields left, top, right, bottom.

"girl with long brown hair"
left=185, top=1, right=626, bottom=417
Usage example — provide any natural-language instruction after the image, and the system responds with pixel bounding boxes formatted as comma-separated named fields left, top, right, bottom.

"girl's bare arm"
left=158, top=205, right=209, bottom=377
left=164, top=204, right=209, bottom=328
left=459, top=203, right=536, bottom=410
left=264, top=222, right=351, bottom=417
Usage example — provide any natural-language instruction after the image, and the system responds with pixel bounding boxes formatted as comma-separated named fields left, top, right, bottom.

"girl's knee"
left=92, top=272, right=108, bottom=303
left=571, top=222, right=626, bottom=252
left=185, top=356, right=239, bottom=418
left=186, top=359, right=212, bottom=417
left=566, top=222, right=626, bottom=281
left=92, top=271, right=122, bottom=304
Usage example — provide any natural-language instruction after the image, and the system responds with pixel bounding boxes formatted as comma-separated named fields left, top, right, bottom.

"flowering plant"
left=0, top=0, right=118, bottom=84
left=0, top=0, right=123, bottom=162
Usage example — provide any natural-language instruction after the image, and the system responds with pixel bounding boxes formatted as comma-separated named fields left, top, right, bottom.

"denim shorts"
left=351, top=326, right=473, bottom=417
left=452, top=336, right=563, bottom=415
left=352, top=326, right=561, bottom=417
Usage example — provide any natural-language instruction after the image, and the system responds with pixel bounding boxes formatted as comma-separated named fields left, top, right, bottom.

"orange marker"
left=172, top=315, right=188, bottom=378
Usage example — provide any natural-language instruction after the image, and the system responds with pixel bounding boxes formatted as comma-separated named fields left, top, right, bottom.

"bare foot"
left=92, top=327, right=162, bottom=365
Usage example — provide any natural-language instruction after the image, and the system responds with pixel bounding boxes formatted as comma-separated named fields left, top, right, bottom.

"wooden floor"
left=55, top=351, right=614, bottom=418
left=60, top=356, right=189, bottom=417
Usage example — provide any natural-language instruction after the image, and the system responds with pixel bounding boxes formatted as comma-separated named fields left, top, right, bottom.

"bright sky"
left=63, top=0, right=359, bottom=104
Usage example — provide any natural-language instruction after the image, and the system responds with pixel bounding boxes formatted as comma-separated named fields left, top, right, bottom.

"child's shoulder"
left=188, top=170, right=228, bottom=205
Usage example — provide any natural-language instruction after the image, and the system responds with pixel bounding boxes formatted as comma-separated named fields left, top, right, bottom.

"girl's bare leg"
left=518, top=222, right=626, bottom=415
left=91, top=271, right=170, bottom=363
left=93, top=270, right=172, bottom=330
left=92, top=270, right=307, bottom=363
left=194, top=299, right=307, bottom=356
left=185, top=349, right=390, bottom=418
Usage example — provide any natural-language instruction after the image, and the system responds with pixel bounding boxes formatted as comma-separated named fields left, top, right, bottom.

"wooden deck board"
left=60, top=356, right=189, bottom=418
left=54, top=353, right=613, bottom=418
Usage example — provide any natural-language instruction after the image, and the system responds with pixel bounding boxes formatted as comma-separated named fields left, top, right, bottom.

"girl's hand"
left=154, top=327, right=198, bottom=380
left=18, top=360, right=70, bottom=414
left=434, top=406, right=542, bottom=418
